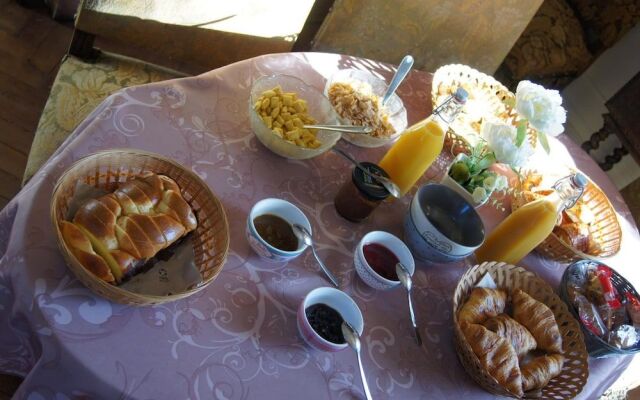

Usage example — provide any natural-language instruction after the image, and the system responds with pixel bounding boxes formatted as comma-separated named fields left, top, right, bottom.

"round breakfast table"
left=1, top=53, right=639, bottom=400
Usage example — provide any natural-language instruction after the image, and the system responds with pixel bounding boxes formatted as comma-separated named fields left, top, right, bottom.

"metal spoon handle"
left=331, top=148, right=381, bottom=184
left=382, top=55, right=414, bottom=106
left=310, top=245, right=339, bottom=287
left=356, top=350, right=373, bottom=400
left=303, top=124, right=372, bottom=134
left=332, top=147, right=362, bottom=168
left=406, top=290, right=422, bottom=346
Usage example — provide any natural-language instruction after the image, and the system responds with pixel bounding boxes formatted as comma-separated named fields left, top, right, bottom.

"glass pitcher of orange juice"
left=475, top=173, right=588, bottom=265
left=379, top=88, right=467, bottom=196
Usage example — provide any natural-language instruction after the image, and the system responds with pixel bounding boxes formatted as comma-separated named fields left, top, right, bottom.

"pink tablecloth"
left=1, top=53, right=638, bottom=399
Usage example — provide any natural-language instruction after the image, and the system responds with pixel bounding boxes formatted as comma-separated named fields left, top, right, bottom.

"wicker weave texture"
left=452, top=261, right=589, bottom=399
left=511, top=178, right=621, bottom=263
left=50, top=149, right=230, bottom=305
left=432, top=64, right=541, bottom=153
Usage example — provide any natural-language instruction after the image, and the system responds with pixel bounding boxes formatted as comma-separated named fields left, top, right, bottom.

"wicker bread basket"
left=453, top=261, right=588, bottom=399
left=432, top=64, right=538, bottom=154
left=51, top=149, right=230, bottom=305
left=511, top=176, right=621, bottom=263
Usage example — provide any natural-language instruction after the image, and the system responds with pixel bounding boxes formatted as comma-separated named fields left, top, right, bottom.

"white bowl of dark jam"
left=354, top=231, right=415, bottom=290
left=246, top=198, right=311, bottom=262
left=297, top=287, right=364, bottom=352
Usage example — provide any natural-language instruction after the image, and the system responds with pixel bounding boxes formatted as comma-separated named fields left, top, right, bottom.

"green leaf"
left=471, top=142, right=483, bottom=159
left=476, top=152, right=496, bottom=171
left=516, top=120, right=527, bottom=147
left=538, top=131, right=551, bottom=154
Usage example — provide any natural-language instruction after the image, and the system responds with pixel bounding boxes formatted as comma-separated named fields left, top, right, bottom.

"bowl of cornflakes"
left=324, top=69, right=407, bottom=148
left=249, top=75, right=341, bottom=160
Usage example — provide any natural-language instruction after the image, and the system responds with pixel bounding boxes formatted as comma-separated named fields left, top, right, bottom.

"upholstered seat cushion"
left=503, top=0, right=594, bottom=84
left=24, top=53, right=183, bottom=183
left=568, top=0, right=640, bottom=53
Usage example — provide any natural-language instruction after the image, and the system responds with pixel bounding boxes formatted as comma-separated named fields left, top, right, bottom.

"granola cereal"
left=327, top=82, right=395, bottom=138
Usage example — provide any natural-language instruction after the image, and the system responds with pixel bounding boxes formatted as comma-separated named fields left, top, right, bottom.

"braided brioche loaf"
left=60, top=173, right=197, bottom=284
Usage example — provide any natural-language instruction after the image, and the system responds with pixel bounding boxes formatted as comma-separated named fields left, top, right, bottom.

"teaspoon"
left=330, top=147, right=401, bottom=198
left=303, top=124, right=372, bottom=134
left=396, top=262, right=422, bottom=346
left=382, top=55, right=414, bottom=106
left=292, top=224, right=339, bottom=287
left=341, top=321, right=373, bottom=400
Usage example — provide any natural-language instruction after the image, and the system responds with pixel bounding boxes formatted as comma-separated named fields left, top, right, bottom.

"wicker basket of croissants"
left=51, top=149, right=230, bottom=305
left=453, top=261, right=588, bottom=399
left=512, top=172, right=621, bottom=263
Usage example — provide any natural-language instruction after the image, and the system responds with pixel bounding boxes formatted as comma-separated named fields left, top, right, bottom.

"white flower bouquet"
left=504, top=80, right=567, bottom=154
left=433, top=66, right=569, bottom=207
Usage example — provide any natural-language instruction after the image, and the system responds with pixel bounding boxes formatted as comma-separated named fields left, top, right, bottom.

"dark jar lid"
left=352, top=162, right=391, bottom=201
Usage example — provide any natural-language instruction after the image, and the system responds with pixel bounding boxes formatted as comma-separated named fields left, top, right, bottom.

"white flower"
left=472, top=187, right=487, bottom=203
left=495, top=175, right=509, bottom=191
left=515, top=80, right=566, bottom=137
left=483, top=175, right=496, bottom=191
left=482, top=121, right=534, bottom=167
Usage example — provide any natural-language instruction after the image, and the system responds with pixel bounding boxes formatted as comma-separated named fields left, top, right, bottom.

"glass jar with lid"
left=334, top=162, right=390, bottom=222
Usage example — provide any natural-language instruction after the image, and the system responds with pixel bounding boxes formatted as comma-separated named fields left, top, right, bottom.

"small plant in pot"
left=442, top=143, right=508, bottom=207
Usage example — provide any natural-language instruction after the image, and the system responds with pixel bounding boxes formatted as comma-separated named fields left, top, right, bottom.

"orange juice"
left=475, top=173, right=588, bottom=265
left=475, top=196, right=561, bottom=264
left=379, top=119, right=445, bottom=196
left=378, top=88, right=467, bottom=196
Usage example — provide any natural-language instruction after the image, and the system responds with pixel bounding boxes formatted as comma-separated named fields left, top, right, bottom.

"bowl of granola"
left=324, top=69, right=407, bottom=148
left=249, top=75, right=341, bottom=159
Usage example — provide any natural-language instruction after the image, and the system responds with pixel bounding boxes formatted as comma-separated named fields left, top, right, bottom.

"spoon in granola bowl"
left=303, top=124, right=372, bottom=134
left=331, top=147, right=401, bottom=198
left=382, top=55, right=414, bottom=106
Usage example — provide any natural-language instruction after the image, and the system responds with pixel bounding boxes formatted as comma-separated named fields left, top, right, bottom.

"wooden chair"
left=306, top=0, right=543, bottom=75
left=23, top=0, right=333, bottom=183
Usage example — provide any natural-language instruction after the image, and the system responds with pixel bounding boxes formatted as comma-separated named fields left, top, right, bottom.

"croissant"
left=512, top=289, right=563, bottom=353
left=521, top=354, right=565, bottom=391
left=483, top=314, right=537, bottom=358
left=61, top=173, right=197, bottom=284
left=458, top=288, right=507, bottom=324
left=461, top=322, right=524, bottom=397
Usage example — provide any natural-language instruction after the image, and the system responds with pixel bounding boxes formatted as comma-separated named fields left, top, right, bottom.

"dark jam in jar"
left=363, top=243, right=400, bottom=281
left=253, top=214, right=298, bottom=251
left=305, top=303, right=346, bottom=344
left=334, top=162, right=390, bottom=222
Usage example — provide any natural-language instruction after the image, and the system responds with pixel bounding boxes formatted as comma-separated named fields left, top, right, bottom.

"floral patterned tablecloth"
left=1, top=53, right=638, bottom=400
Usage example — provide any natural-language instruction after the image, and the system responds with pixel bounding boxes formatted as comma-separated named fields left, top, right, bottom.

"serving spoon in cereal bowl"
left=382, top=55, right=414, bottom=106
left=303, top=124, right=372, bottom=134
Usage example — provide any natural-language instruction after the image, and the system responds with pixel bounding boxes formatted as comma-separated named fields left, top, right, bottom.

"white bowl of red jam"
left=354, top=231, right=415, bottom=290
left=246, top=198, right=311, bottom=262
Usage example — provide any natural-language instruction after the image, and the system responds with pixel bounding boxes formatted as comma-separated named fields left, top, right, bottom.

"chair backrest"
left=71, top=0, right=322, bottom=74
left=310, top=0, right=544, bottom=74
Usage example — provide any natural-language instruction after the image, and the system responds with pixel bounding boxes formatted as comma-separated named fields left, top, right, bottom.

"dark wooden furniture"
left=69, top=0, right=334, bottom=75
left=605, top=72, right=640, bottom=165
left=582, top=72, right=640, bottom=171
